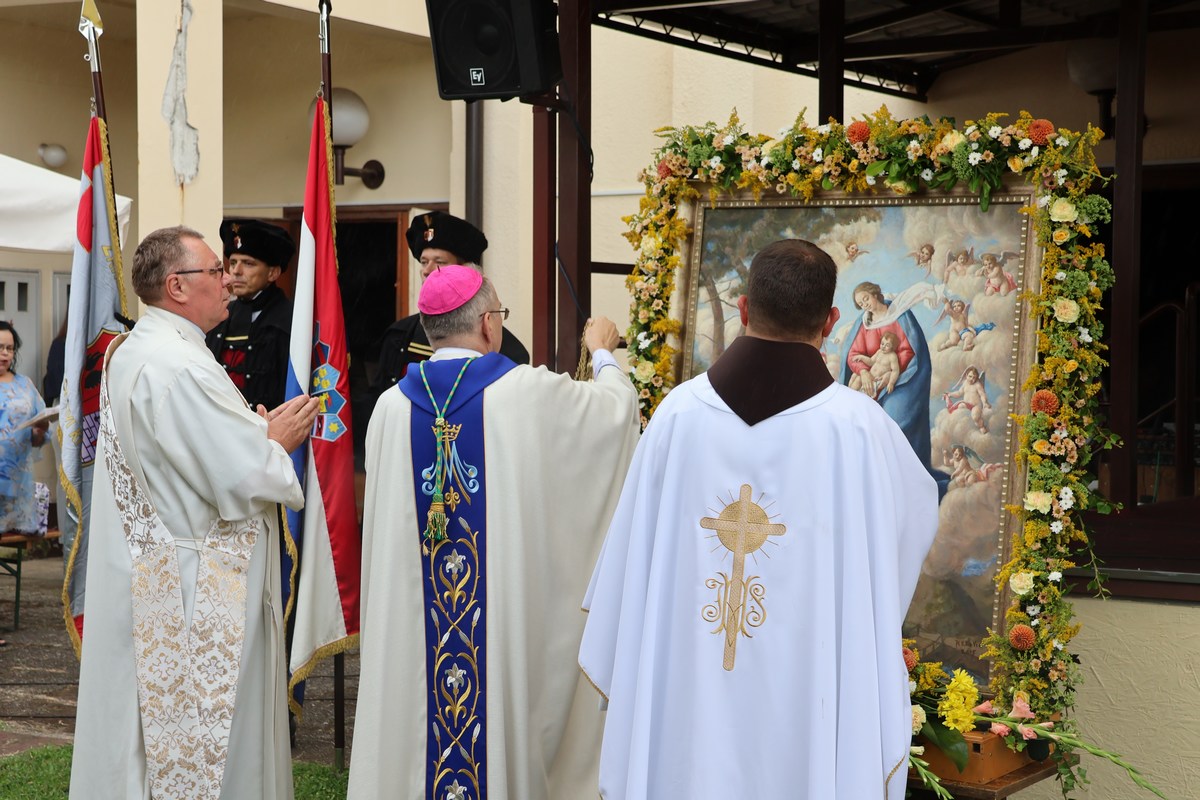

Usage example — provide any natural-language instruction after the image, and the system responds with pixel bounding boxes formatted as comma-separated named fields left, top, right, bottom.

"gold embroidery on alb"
left=700, top=484, right=785, bottom=671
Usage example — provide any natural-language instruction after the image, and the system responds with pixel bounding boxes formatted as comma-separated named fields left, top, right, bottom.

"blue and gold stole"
left=399, top=353, right=517, bottom=800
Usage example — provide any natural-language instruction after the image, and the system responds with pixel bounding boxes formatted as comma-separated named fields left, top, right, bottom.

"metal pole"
left=466, top=102, right=485, bottom=228
left=334, top=652, right=346, bottom=771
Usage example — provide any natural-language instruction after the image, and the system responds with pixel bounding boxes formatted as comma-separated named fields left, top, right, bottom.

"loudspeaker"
left=425, top=0, right=562, bottom=100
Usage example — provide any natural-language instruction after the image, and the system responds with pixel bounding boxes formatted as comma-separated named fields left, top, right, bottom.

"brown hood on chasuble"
left=706, top=335, right=834, bottom=426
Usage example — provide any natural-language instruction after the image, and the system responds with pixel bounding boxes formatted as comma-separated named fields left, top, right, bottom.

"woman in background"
left=1, top=321, right=49, bottom=531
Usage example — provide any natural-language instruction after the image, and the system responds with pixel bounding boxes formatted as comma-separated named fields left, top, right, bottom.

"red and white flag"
left=59, top=114, right=129, bottom=652
left=283, top=95, right=361, bottom=709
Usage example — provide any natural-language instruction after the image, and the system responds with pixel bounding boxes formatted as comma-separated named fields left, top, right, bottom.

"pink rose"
left=1017, top=725, right=1039, bottom=741
left=972, top=700, right=996, bottom=715
left=1010, top=694, right=1036, bottom=719
left=990, top=722, right=1011, bottom=737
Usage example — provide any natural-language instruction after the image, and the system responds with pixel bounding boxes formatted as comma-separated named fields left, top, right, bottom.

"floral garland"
left=623, top=107, right=1126, bottom=791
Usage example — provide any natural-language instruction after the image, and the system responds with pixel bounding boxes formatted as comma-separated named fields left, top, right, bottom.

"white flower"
left=445, top=664, right=466, bottom=690
left=1019, top=138, right=1033, bottom=151
left=812, top=147, right=824, bottom=163
left=1037, top=194, right=1051, bottom=208
left=1031, top=618, right=1040, bottom=627
left=1049, top=521, right=1064, bottom=533
left=1056, top=136, right=1070, bottom=147
left=1078, top=327, right=1092, bottom=343
left=792, top=158, right=802, bottom=170
left=816, top=124, right=831, bottom=135
left=760, top=155, right=771, bottom=167
left=920, top=168, right=934, bottom=181
left=910, top=679, right=917, bottom=695
left=1048, top=570, right=1063, bottom=582
left=988, top=126, right=1003, bottom=138
left=1030, top=145, right=1040, bottom=158
left=865, top=175, right=877, bottom=186
left=708, top=155, right=721, bottom=168
left=1055, top=271, right=1067, bottom=281
left=1059, top=486, right=1075, bottom=509
left=443, top=550, right=466, bottom=576
left=965, top=125, right=978, bottom=135
left=968, top=152, right=983, bottom=165
left=1026, top=604, right=1042, bottom=616
left=970, top=141, right=980, bottom=151
left=1053, top=639, right=1064, bottom=651
left=445, top=780, right=468, bottom=800
left=911, top=745, right=926, bottom=756
left=1060, top=463, right=1073, bottom=473
left=1054, top=168, right=1069, bottom=186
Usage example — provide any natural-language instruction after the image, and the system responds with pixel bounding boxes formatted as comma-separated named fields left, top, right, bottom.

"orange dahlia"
left=847, top=120, right=870, bottom=144
left=1009, top=623, right=1037, bottom=651
left=1031, top=389, right=1060, bottom=415
left=903, top=647, right=918, bottom=671
left=1028, top=119, right=1055, bottom=146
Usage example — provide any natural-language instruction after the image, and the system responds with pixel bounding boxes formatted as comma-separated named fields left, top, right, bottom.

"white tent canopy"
left=0, top=153, right=132, bottom=253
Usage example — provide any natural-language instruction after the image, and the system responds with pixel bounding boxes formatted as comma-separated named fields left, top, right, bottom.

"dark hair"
left=0, top=320, right=22, bottom=370
left=747, top=239, right=837, bottom=339
left=133, top=226, right=204, bottom=302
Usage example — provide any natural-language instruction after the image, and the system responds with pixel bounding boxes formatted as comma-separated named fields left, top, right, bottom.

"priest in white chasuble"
left=580, top=239, right=939, bottom=800
left=70, top=227, right=320, bottom=800
left=348, top=266, right=639, bottom=800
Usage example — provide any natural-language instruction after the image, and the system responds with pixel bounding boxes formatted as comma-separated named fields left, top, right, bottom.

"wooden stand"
left=908, top=759, right=1060, bottom=799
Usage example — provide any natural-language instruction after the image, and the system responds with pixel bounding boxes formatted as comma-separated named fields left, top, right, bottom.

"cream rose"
left=1023, top=491, right=1053, bottom=514
left=633, top=360, right=656, bottom=383
left=1009, top=571, right=1035, bottom=596
left=1007, top=156, right=1026, bottom=174
left=1049, top=197, right=1078, bottom=223
left=1052, top=228, right=1071, bottom=246
left=940, top=130, right=966, bottom=151
left=1053, top=298, right=1081, bottom=324
left=911, top=704, right=927, bottom=734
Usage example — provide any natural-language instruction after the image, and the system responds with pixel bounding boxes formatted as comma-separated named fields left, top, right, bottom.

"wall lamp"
left=312, top=87, right=385, bottom=188
left=1066, top=39, right=1147, bottom=140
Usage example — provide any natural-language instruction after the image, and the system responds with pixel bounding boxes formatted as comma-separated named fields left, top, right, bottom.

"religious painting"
left=677, top=183, right=1041, bottom=681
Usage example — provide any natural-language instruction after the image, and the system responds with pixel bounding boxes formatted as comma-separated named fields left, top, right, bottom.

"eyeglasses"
left=174, top=266, right=227, bottom=278
left=481, top=308, right=510, bottom=321
left=0, top=345, right=14, bottom=353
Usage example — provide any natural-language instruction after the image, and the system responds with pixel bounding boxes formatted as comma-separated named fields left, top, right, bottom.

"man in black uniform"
left=206, top=219, right=296, bottom=410
left=374, top=210, right=529, bottom=394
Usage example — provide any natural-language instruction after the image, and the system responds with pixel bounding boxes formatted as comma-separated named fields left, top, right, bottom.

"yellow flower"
left=937, top=669, right=980, bottom=734
left=633, top=360, right=656, bottom=383
left=1049, top=197, right=1078, bottom=223
left=940, top=130, right=966, bottom=151
left=1052, top=228, right=1071, bottom=246
left=1063, top=359, right=1079, bottom=373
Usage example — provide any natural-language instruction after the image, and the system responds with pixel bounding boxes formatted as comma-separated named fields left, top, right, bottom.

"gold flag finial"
left=79, top=0, right=104, bottom=37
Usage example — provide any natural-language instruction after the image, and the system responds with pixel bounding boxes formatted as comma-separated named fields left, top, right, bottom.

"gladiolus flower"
left=973, top=700, right=996, bottom=715
left=1018, top=724, right=1040, bottom=740
left=1009, top=623, right=1037, bottom=651
left=1010, top=693, right=1036, bottom=719
left=990, top=722, right=1012, bottom=737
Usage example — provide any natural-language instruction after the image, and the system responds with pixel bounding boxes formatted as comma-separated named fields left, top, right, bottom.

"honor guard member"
left=374, top=211, right=529, bottom=394
left=207, top=219, right=296, bottom=411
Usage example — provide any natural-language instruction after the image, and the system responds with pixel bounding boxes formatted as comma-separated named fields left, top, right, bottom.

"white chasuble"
left=71, top=308, right=304, bottom=800
left=580, top=375, right=939, bottom=800
left=349, top=353, right=639, bottom=800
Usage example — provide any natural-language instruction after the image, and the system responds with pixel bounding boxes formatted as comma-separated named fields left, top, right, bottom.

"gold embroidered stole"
left=100, top=335, right=261, bottom=799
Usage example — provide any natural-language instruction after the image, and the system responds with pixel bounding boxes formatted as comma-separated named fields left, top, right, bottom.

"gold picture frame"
left=676, top=180, right=1042, bottom=680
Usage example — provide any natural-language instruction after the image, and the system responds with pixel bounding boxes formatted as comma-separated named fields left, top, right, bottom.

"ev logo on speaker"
left=469, top=68, right=485, bottom=86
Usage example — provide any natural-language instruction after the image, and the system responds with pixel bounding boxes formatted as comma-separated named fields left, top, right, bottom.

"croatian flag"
left=284, top=94, right=361, bottom=709
left=60, top=115, right=129, bottom=652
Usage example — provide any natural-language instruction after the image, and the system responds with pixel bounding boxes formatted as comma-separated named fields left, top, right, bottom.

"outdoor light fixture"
left=1067, top=39, right=1146, bottom=139
left=310, top=87, right=385, bottom=188
left=38, top=143, right=69, bottom=169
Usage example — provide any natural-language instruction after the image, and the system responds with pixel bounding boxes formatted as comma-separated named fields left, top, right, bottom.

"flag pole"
left=79, top=0, right=107, bottom=123
left=317, top=0, right=348, bottom=773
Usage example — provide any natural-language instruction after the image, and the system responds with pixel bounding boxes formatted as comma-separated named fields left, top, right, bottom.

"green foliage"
left=0, top=747, right=350, bottom=800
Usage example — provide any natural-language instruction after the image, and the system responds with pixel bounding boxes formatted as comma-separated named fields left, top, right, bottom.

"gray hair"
left=421, top=276, right=497, bottom=345
left=132, top=226, right=204, bottom=302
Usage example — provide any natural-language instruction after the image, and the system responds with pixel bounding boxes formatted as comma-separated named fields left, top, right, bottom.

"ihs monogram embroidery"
left=700, top=484, right=786, bottom=670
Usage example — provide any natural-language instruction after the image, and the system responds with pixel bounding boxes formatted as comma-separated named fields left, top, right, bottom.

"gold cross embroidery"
left=700, top=484, right=786, bottom=670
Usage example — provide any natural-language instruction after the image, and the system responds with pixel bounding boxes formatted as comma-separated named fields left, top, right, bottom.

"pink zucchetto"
left=417, top=265, right=483, bottom=315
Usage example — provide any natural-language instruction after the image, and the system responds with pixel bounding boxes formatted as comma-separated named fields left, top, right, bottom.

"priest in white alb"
left=70, top=226, right=319, bottom=799
left=348, top=265, right=639, bottom=800
left=580, top=239, right=939, bottom=800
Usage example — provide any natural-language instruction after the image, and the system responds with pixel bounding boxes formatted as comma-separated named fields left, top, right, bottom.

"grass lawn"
left=0, top=745, right=349, bottom=799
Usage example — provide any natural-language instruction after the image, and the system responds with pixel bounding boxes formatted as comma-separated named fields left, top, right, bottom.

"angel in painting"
left=935, top=298, right=997, bottom=352
left=845, top=241, right=870, bottom=262
left=941, top=444, right=1003, bottom=488
left=943, top=365, right=992, bottom=433
left=977, top=251, right=1019, bottom=296
left=909, top=242, right=935, bottom=275
left=943, top=247, right=976, bottom=281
